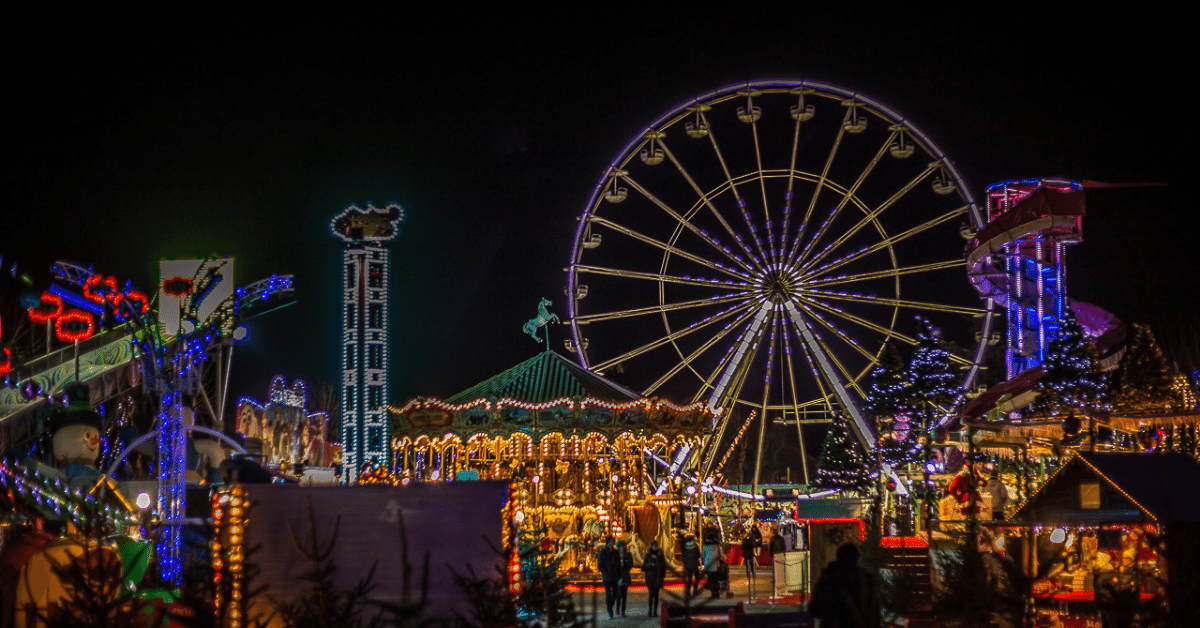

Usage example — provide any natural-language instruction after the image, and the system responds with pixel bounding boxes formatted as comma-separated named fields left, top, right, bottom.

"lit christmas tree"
left=1033, top=312, right=1108, bottom=419
left=865, top=341, right=917, bottom=465
left=812, top=413, right=872, bottom=494
left=1109, top=323, right=1182, bottom=413
left=909, top=316, right=961, bottom=431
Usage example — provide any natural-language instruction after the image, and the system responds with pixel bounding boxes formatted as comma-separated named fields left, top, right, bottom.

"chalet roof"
left=444, top=350, right=642, bottom=405
left=1076, top=453, right=1200, bottom=522
left=1010, top=452, right=1200, bottom=523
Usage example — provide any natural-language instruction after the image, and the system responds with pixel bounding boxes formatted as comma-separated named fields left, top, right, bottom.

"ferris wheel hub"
left=758, top=267, right=799, bottom=304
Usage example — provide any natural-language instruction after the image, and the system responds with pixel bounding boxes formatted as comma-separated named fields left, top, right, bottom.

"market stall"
left=996, top=452, right=1200, bottom=627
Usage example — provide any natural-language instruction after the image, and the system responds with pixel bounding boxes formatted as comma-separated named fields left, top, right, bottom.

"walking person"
left=681, top=533, right=701, bottom=599
left=596, top=535, right=621, bottom=619
left=768, top=523, right=786, bottom=597
left=741, top=524, right=761, bottom=582
left=616, top=540, right=633, bottom=617
left=702, top=530, right=723, bottom=599
left=643, top=539, right=667, bottom=616
left=808, top=542, right=881, bottom=628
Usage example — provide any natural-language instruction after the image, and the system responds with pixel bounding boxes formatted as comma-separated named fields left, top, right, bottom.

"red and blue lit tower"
left=330, top=203, right=404, bottom=483
left=966, top=179, right=1084, bottom=378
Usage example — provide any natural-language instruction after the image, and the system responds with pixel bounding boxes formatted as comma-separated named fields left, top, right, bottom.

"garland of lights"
left=391, top=395, right=719, bottom=415
left=0, top=458, right=134, bottom=529
left=212, top=485, right=249, bottom=628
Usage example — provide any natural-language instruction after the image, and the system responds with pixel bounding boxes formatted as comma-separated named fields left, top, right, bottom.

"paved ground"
left=569, top=569, right=807, bottom=627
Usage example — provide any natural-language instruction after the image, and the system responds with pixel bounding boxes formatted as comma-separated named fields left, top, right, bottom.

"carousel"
left=387, top=349, right=716, bottom=576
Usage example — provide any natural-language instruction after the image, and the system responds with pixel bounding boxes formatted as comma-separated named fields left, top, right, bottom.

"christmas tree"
left=1033, top=312, right=1108, bottom=418
left=866, top=341, right=917, bottom=465
left=1109, top=324, right=1182, bottom=413
left=812, top=413, right=872, bottom=494
left=908, top=316, right=961, bottom=430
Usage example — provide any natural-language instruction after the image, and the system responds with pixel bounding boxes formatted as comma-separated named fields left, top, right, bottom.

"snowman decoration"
left=50, top=384, right=104, bottom=478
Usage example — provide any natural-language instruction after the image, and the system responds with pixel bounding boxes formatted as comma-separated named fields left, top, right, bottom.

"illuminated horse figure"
left=523, top=298, right=559, bottom=343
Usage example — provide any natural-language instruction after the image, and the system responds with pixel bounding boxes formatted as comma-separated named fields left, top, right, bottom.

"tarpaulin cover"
left=242, top=481, right=508, bottom=623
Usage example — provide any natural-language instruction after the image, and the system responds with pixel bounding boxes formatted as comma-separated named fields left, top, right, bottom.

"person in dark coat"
left=596, top=535, right=621, bottom=618
left=808, top=543, right=881, bottom=628
left=1096, top=555, right=1138, bottom=628
left=681, top=533, right=702, bottom=598
left=702, top=531, right=723, bottom=599
left=615, top=540, right=633, bottom=617
left=643, top=539, right=667, bottom=616
left=741, top=524, right=762, bottom=580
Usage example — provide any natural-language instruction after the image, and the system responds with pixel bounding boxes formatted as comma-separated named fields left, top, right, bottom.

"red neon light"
left=163, top=276, right=193, bottom=297
left=83, top=274, right=118, bottom=305
left=27, top=292, right=64, bottom=324
left=0, top=347, right=11, bottom=377
left=55, top=310, right=95, bottom=342
left=125, top=290, right=150, bottom=314
left=881, top=536, right=928, bottom=548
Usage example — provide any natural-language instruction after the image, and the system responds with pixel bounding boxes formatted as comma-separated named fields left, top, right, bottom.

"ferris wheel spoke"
left=806, top=259, right=966, bottom=286
left=588, top=215, right=752, bottom=281
left=657, top=139, right=764, bottom=271
left=591, top=300, right=758, bottom=373
left=800, top=295, right=916, bottom=346
left=785, top=106, right=853, bottom=265
left=803, top=205, right=969, bottom=278
left=777, top=94, right=807, bottom=265
left=573, top=292, right=751, bottom=325
left=620, top=174, right=758, bottom=274
left=781, top=326, right=814, bottom=483
left=794, top=130, right=898, bottom=265
left=800, top=294, right=975, bottom=368
left=748, top=114, right=777, bottom=259
left=573, top=264, right=751, bottom=290
left=705, top=303, right=773, bottom=410
left=805, top=289, right=986, bottom=317
left=643, top=305, right=760, bottom=396
left=698, top=109, right=772, bottom=263
left=781, top=302, right=874, bottom=446
left=790, top=299, right=878, bottom=363
left=800, top=163, right=942, bottom=271
left=785, top=328, right=837, bottom=415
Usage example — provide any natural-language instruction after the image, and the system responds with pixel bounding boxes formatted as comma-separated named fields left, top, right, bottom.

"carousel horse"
left=522, top=298, right=559, bottom=343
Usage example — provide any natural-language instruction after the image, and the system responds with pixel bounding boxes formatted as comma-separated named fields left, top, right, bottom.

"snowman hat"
left=49, top=383, right=103, bottom=432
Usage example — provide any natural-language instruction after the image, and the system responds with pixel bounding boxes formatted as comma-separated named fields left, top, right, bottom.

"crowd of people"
left=594, top=520, right=797, bottom=618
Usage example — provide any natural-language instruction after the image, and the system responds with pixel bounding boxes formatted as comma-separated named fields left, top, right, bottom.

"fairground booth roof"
left=388, top=351, right=717, bottom=440
left=1006, top=452, right=1200, bottom=526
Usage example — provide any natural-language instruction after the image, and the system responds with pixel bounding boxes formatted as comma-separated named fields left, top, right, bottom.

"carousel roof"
left=445, top=350, right=641, bottom=405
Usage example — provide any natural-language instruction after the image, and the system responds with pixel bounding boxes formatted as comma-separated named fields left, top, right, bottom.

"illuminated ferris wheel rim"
left=565, top=79, right=997, bottom=452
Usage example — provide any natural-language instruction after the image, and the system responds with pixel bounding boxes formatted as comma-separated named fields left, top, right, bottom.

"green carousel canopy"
left=389, top=351, right=718, bottom=441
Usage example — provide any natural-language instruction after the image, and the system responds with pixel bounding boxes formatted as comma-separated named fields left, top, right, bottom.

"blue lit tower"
left=329, top=203, right=404, bottom=483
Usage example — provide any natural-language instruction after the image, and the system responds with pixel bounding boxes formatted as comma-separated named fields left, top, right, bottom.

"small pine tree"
left=812, top=413, right=872, bottom=494
left=1109, top=324, right=1183, bottom=413
left=514, top=526, right=583, bottom=628
left=932, top=534, right=1028, bottom=628
left=866, top=341, right=917, bottom=466
left=1033, top=313, right=1108, bottom=417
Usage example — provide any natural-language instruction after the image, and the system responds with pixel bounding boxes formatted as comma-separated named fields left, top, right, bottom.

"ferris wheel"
left=564, top=80, right=997, bottom=482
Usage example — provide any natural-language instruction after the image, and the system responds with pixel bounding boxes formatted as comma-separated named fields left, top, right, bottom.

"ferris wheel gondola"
left=565, top=80, right=996, bottom=484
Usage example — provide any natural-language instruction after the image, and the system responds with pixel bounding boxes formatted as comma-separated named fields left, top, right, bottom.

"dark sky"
left=3, top=9, right=1194, bottom=416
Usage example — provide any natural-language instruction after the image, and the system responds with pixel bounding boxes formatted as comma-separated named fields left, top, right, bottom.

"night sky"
left=3, top=9, right=1194, bottom=419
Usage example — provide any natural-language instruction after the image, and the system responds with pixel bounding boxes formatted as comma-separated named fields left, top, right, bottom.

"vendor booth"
left=998, top=452, right=1200, bottom=628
